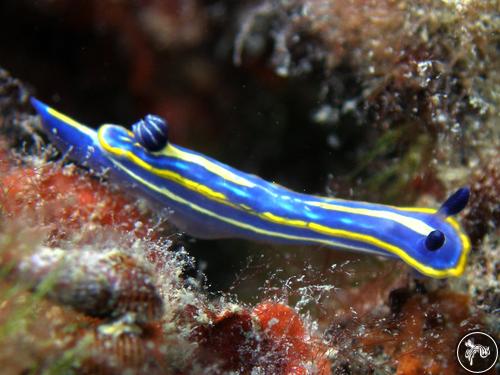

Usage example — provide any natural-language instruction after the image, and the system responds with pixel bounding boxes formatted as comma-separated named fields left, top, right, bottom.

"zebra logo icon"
left=457, top=332, right=498, bottom=373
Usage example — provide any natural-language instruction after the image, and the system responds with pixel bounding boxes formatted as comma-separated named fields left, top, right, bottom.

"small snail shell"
left=132, top=114, right=168, bottom=152
left=17, top=248, right=164, bottom=323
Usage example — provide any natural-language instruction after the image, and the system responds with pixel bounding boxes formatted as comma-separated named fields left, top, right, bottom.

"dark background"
left=0, top=0, right=371, bottom=295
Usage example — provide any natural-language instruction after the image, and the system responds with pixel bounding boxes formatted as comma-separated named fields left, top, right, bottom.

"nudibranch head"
left=419, top=187, right=470, bottom=254
left=132, top=114, right=169, bottom=152
left=405, top=187, right=471, bottom=277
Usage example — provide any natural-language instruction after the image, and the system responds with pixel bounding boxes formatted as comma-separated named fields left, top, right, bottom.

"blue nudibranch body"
left=31, top=98, right=471, bottom=278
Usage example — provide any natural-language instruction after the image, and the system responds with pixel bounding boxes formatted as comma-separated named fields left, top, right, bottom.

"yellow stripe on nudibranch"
left=261, top=211, right=467, bottom=278
left=107, top=158, right=373, bottom=251
left=99, top=125, right=468, bottom=278
left=47, top=107, right=96, bottom=138
left=443, top=216, right=470, bottom=276
left=108, top=154, right=467, bottom=278
left=160, top=144, right=256, bottom=188
left=100, top=128, right=443, bottom=244
left=394, top=207, right=437, bottom=214
left=98, top=126, right=228, bottom=202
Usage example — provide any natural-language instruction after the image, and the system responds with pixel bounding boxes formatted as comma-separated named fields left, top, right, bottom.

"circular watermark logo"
left=456, top=331, right=498, bottom=373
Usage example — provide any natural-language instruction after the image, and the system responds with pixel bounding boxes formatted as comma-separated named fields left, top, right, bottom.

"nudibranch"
left=31, top=98, right=471, bottom=278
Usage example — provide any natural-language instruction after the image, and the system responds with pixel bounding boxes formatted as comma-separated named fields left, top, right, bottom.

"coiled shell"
left=17, top=248, right=164, bottom=323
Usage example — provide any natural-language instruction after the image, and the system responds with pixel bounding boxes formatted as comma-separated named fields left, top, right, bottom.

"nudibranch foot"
left=31, top=98, right=472, bottom=279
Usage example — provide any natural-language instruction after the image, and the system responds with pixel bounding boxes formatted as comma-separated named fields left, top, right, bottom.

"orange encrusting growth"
left=0, top=163, right=151, bottom=241
left=0, top=149, right=332, bottom=374
left=254, top=302, right=331, bottom=375
left=359, top=291, right=485, bottom=375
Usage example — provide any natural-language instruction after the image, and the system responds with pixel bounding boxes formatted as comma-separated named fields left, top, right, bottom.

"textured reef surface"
left=0, top=0, right=498, bottom=374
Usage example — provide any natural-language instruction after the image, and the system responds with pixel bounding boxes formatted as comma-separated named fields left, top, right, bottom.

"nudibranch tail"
left=31, top=97, right=472, bottom=279
left=31, top=97, right=97, bottom=145
left=31, top=98, right=114, bottom=173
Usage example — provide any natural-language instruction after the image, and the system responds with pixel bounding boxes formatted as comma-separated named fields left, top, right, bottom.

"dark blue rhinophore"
left=425, top=230, right=446, bottom=251
left=438, top=187, right=470, bottom=217
left=132, top=114, right=168, bottom=152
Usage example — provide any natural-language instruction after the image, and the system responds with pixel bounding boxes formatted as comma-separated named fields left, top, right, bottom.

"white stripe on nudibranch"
left=305, top=201, right=434, bottom=235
